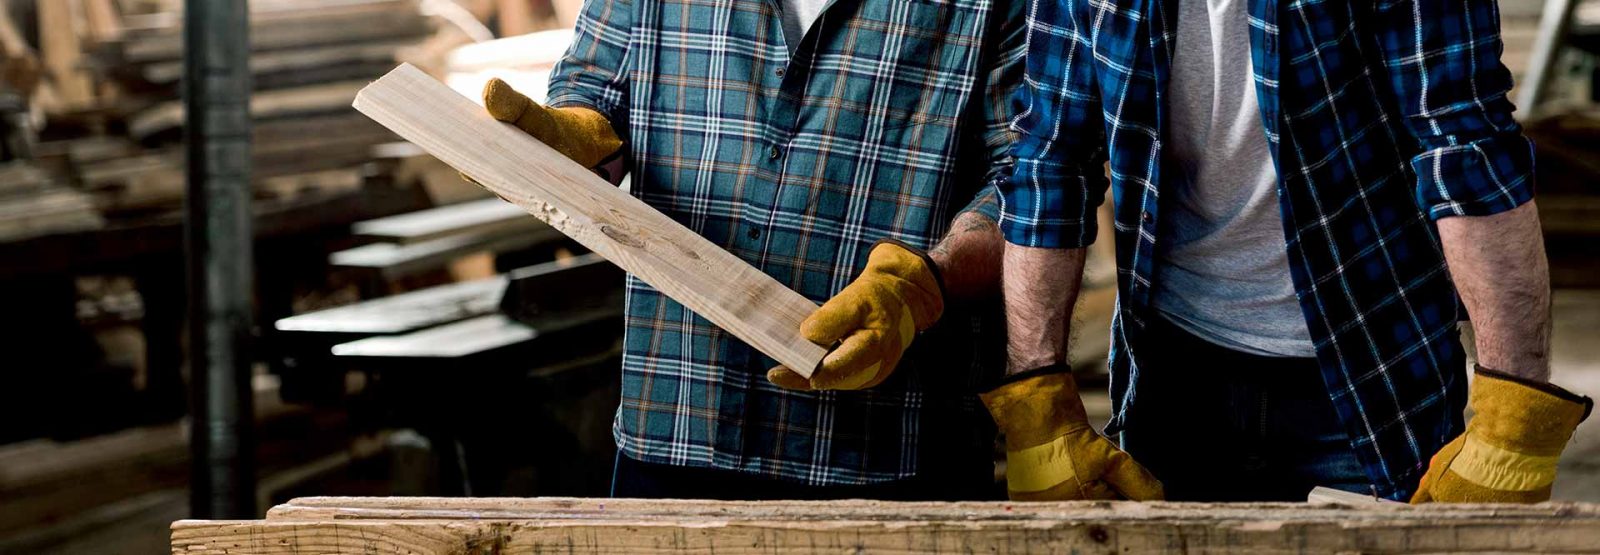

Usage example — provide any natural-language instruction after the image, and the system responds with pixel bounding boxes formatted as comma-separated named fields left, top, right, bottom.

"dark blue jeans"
left=1120, top=315, right=1372, bottom=501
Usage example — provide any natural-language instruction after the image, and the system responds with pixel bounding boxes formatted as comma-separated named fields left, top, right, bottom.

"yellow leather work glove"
left=481, top=78, right=622, bottom=168
left=1411, top=366, right=1592, bottom=503
left=767, top=240, right=943, bottom=391
left=981, top=368, right=1165, bottom=501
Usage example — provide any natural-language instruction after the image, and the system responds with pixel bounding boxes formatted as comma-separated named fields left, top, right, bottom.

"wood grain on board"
left=169, top=496, right=1600, bottom=554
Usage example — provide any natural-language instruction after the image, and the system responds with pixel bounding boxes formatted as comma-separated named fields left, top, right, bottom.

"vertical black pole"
left=184, top=0, right=255, bottom=519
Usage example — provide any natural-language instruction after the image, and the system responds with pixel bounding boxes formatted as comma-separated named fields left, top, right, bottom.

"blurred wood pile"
left=0, top=0, right=440, bottom=242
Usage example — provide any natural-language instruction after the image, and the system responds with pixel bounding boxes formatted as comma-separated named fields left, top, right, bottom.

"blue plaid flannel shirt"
left=548, top=0, right=1025, bottom=484
left=1002, top=0, right=1535, bottom=500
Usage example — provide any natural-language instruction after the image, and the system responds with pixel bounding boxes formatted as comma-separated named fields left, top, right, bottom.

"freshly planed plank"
left=38, top=0, right=96, bottom=111
left=328, top=224, right=565, bottom=279
left=329, top=306, right=619, bottom=358
left=329, top=314, right=536, bottom=359
left=352, top=198, right=538, bottom=245
left=173, top=497, right=1600, bottom=554
left=352, top=64, right=827, bottom=377
left=1306, top=485, right=1400, bottom=505
left=273, top=276, right=508, bottom=335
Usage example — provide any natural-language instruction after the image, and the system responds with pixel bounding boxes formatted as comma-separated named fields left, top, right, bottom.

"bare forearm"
left=928, top=212, right=1004, bottom=299
left=1437, top=201, right=1552, bottom=382
left=1002, top=244, right=1087, bottom=374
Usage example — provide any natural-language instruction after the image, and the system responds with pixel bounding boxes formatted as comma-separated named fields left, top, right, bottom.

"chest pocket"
left=816, top=0, right=982, bottom=135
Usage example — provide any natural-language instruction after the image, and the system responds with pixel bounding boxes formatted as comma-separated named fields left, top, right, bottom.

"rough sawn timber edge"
left=172, top=497, right=1600, bottom=554
left=353, top=64, right=826, bottom=377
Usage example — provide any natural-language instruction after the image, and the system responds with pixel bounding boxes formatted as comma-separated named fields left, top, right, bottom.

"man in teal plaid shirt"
left=475, top=0, right=1030, bottom=498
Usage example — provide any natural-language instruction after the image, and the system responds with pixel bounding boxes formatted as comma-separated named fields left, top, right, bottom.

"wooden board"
left=330, top=314, right=537, bottom=358
left=353, top=198, right=538, bottom=245
left=38, top=0, right=96, bottom=111
left=128, top=80, right=370, bottom=140
left=0, top=4, right=41, bottom=94
left=274, top=277, right=508, bottom=335
left=328, top=224, right=565, bottom=279
left=170, top=497, right=1600, bottom=554
left=82, top=0, right=125, bottom=44
left=497, top=0, right=536, bottom=37
left=330, top=304, right=620, bottom=358
left=140, top=41, right=408, bottom=85
left=120, top=1, right=430, bottom=62
left=352, top=64, right=827, bottom=377
left=1306, top=485, right=1400, bottom=505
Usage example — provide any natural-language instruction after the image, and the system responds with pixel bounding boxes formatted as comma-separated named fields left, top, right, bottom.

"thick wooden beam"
left=170, top=497, right=1600, bottom=554
left=38, top=0, right=97, bottom=111
left=352, top=64, right=827, bottom=377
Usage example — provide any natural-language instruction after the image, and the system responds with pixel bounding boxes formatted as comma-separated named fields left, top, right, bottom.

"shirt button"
left=1141, top=212, right=1152, bottom=223
left=768, top=146, right=782, bottom=160
left=775, top=66, right=786, bottom=77
left=747, top=227, right=761, bottom=239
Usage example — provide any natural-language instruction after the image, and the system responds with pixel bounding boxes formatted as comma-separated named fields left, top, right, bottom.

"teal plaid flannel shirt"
left=547, top=0, right=1025, bottom=484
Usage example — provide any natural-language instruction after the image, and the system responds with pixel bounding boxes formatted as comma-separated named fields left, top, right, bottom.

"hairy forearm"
left=1437, top=201, right=1552, bottom=382
left=1002, top=244, right=1087, bottom=374
left=928, top=212, right=1004, bottom=299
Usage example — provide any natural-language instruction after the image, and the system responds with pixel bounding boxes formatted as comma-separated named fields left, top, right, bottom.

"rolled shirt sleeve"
left=546, top=0, right=633, bottom=124
left=1371, top=0, right=1536, bottom=220
left=955, top=0, right=1029, bottom=225
left=999, top=0, right=1109, bottom=249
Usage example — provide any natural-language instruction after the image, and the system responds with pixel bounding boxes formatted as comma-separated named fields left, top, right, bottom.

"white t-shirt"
left=1149, top=0, right=1316, bottom=358
left=778, top=0, right=828, bottom=53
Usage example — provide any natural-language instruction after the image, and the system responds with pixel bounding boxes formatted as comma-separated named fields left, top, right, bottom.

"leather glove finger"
left=766, top=366, right=814, bottom=391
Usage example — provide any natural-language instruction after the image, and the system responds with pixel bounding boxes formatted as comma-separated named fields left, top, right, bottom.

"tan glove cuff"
left=1471, top=366, right=1593, bottom=453
left=980, top=369, right=1090, bottom=450
left=864, top=240, right=944, bottom=330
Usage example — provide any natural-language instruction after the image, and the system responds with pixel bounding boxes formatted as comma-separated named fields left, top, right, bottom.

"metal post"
left=1517, top=0, right=1577, bottom=118
left=184, top=0, right=255, bottom=519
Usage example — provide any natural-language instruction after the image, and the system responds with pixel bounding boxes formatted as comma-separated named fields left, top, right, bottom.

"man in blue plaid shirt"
left=990, top=0, right=1592, bottom=503
left=474, top=0, right=1030, bottom=498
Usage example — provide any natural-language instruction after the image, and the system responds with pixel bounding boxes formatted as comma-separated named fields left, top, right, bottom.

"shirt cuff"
left=957, top=184, right=1002, bottom=223
left=998, top=170, right=1100, bottom=249
left=1416, top=135, right=1536, bottom=220
left=544, top=91, right=614, bottom=121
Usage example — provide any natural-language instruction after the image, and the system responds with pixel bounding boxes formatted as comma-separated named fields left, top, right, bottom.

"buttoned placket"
left=741, top=6, right=817, bottom=254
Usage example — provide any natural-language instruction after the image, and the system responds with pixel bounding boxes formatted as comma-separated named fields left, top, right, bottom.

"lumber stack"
left=0, top=162, right=104, bottom=241
left=171, top=496, right=1600, bottom=553
left=0, top=0, right=438, bottom=224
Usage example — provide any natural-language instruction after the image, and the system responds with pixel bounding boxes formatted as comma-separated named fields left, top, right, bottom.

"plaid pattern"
left=1001, top=0, right=1534, bottom=500
left=548, top=0, right=1025, bottom=485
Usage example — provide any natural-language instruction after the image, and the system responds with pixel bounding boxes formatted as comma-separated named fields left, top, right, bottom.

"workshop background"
left=0, top=0, right=1595, bottom=553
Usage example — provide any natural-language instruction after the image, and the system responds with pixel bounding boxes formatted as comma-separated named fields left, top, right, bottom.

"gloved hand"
left=481, top=78, right=623, bottom=168
left=981, top=367, right=1165, bottom=501
left=1411, top=366, right=1592, bottom=503
left=767, top=240, right=943, bottom=391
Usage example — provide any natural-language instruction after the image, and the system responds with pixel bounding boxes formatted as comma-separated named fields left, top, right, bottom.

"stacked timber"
left=0, top=0, right=438, bottom=222
left=0, top=162, right=104, bottom=241
left=172, top=497, right=1600, bottom=553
